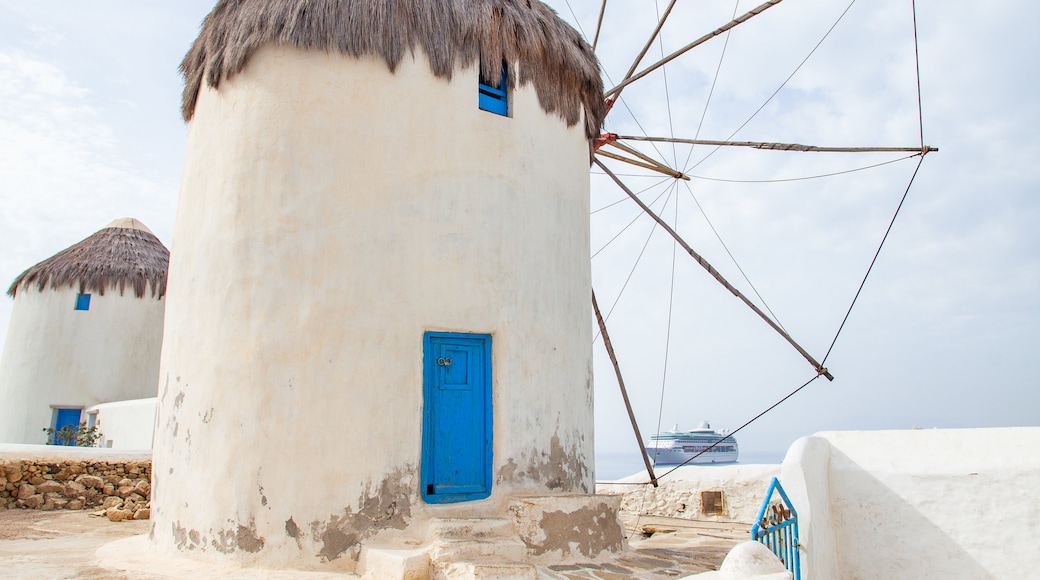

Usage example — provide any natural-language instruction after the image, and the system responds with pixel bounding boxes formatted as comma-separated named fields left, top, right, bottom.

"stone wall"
left=0, top=445, right=152, bottom=520
left=597, top=463, right=780, bottom=524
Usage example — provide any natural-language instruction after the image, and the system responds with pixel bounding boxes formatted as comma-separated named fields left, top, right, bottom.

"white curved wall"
left=152, top=46, right=593, bottom=569
left=780, top=428, right=1040, bottom=579
left=0, top=286, right=165, bottom=444
left=86, top=397, right=158, bottom=450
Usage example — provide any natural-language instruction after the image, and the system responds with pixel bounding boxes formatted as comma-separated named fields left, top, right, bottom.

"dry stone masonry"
left=0, top=458, right=151, bottom=521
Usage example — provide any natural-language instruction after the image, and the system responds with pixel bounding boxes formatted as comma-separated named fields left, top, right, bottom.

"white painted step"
left=434, top=561, right=537, bottom=580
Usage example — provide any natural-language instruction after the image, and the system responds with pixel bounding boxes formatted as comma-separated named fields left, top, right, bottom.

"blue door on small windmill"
left=53, top=408, right=81, bottom=446
left=421, top=332, right=492, bottom=504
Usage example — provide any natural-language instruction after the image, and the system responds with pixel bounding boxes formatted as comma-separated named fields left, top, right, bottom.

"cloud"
left=0, top=50, right=177, bottom=358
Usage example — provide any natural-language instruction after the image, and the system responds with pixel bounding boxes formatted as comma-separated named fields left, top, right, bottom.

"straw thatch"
left=180, top=0, right=605, bottom=139
left=7, top=224, right=170, bottom=299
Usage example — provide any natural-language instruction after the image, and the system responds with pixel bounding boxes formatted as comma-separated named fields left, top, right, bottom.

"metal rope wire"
left=685, top=0, right=859, bottom=174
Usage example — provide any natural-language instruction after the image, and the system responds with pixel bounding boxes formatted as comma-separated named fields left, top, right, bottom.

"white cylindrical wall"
left=152, top=46, right=593, bottom=568
left=0, top=286, right=165, bottom=444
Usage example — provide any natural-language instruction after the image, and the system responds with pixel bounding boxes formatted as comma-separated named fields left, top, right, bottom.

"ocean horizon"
left=594, top=449, right=786, bottom=481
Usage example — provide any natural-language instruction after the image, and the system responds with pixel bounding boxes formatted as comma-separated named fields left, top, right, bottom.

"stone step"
left=427, top=518, right=515, bottom=541
left=428, top=537, right=528, bottom=563
left=357, top=545, right=430, bottom=580
left=434, top=561, right=537, bottom=580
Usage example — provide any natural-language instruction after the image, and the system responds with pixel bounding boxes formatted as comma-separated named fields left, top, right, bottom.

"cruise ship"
left=645, top=421, right=739, bottom=465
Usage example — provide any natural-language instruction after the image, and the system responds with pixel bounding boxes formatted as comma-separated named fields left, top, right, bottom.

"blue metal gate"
left=751, top=477, right=800, bottom=580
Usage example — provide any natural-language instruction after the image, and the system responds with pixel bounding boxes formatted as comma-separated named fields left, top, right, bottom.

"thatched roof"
left=7, top=218, right=170, bottom=299
left=181, top=0, right=605, bottom=139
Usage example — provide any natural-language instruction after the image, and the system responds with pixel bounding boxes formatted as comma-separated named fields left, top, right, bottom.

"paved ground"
left=0, top=510, right=745, bottom=579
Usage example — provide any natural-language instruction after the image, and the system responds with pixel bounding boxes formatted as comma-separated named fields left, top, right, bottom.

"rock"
left=128, top=492, right=146, bottom=504
left=102, top=496, right=124, bottom=510
left=134, top=480, right=151, bottom=496
left=117, top=478, right=133, bottom=487
left=37, top=480, right=63, bottom=495
left=134, top=507, right=150, bottom=520
left=102, top=483, right=116, bottom=496
left=53, top=499, right=68, bottom=510
left=67, top=500, right=84, bottom=511
left=28, top=476, right=45, bottom=486
left=64, top=480, right=86, bottom=499
left=75, top=475, right=104, bottom=489
left=17, top=483, right=35, bottom=500
left=6, top=471, right=22, bottom=484
left=118, top=485, right=136, bottom=498
left=105, top=507, right=127, bottom=522
left=83, top=489, right=101, bottom=505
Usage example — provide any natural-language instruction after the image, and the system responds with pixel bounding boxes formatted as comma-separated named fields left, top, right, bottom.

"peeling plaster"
left=496, top=431, right=590, bottom=493
left=510, top=499, right=624, bottom=559
left=171, top=519, right=267, bottom=556
left=236, top=522, right=265, bottom=553
left=309, top=470, right=414, bottom=563
left=535, top=505, right=623, bottom=557
left=285, top=517, right=301, bottom=539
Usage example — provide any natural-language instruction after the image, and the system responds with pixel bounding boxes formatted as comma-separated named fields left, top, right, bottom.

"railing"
left=751, top=477, right=800, bottom=580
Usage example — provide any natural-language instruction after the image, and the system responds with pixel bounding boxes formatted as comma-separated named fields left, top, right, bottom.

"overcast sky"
left=1, top=1, right=1037, bottom=463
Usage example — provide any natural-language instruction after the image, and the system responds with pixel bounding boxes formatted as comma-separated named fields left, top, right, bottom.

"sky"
left=0, top=1, right=1037, bottom=463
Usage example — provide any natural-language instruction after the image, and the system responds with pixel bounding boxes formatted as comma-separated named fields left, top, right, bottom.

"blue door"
left=421, top=332, right=492, bottom=504
left=53, top=408, right=82, bottom=446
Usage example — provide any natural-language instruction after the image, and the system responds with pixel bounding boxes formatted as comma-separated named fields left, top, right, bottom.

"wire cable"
left=821, top=153, right=924, bottom=366
left=686, top=0, right=859, bottom=174
left=655, top=374, right=822, bottom=479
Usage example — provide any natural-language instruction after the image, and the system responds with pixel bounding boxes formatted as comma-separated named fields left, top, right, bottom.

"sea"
left=594, top=449, right=785, bottom=481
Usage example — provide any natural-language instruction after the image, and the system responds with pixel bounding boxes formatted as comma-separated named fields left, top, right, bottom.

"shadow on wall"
left=823, top=447, right=993, bottom=580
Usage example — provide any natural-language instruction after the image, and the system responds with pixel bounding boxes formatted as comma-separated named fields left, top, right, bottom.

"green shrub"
left=42, top=421, right=104, bottom=447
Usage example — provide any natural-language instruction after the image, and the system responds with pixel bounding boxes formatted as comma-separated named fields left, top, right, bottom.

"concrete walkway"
left=0, top=510, right=745, bottom=579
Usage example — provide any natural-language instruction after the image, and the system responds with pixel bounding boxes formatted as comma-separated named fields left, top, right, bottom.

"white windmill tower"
left=0, top=218, right=168, bottom=445
left=151, top=0, right=619, bottom=574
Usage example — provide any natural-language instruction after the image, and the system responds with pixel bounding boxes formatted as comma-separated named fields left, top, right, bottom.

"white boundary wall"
left=86, top=398, right=157, bottom=450
left=780, top=427, right=1040, bottom=579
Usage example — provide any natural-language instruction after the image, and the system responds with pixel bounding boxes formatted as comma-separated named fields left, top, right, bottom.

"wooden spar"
left=617, top=0, right=680, bottom=90
left=595, top=157, right=834, bottom=381
left=605, top=0, right=784, bottom=100
left=593, top=0, right=608, bottom=50
left=596, top=150, right=688, bottom=180
left=593, top=288, right=659, bottom=487
left=614, top=135, right=939, bottom=154
left=601, top=141, right=691, bottom=180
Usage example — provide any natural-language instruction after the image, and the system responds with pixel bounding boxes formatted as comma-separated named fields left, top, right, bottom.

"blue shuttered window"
left=75, top=293, right=91, bottom=311
left=478, top=63, right=508, bottom=117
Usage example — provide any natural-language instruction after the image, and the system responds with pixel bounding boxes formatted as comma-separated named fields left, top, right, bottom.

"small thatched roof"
left=7, top=218, right=170, bottom=299
left=181, top=0, right=605, bottom=139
